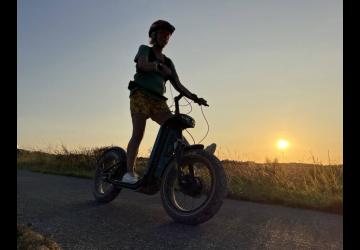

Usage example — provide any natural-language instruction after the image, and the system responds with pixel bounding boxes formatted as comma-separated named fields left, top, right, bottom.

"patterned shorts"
left=130, top=90, right=171, bottom=118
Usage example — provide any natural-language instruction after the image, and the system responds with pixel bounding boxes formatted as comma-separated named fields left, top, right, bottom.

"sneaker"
left=121, top=172, right=139, bottom=184
left=204, top=143, right=217, bottom=155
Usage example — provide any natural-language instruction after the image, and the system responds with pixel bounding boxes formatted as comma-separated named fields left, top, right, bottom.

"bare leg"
left=126, top=113, right=147, bottom=175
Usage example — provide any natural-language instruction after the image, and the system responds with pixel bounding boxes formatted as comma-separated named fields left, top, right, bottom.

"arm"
left=135, top=45, right=159, bottom=72
left=165, top=59, right=197, bottom=100
left=170, top=77, right=208, bottom=106
left=169, top=75, right=197, bottom=101
left=170, top=78, right=198, bottom=101
left=166, top=60, right=208, bottom=106
left=137, top=55, right=158, bottom=73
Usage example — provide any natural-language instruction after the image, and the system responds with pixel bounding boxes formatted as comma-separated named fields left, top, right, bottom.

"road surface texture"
left=17, top=170, right=343, bottom=250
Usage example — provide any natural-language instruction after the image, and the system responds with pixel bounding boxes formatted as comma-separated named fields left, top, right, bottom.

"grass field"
left=17, top=146, right=343, bottom=214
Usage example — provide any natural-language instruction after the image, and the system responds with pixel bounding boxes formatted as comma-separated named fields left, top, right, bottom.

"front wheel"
left=92, top=147, right=127, bottom=203
left=160, top=149, right=228, bottom=225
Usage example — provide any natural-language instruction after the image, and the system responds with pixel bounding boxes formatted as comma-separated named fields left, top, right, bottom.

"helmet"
left=148, top=20, right=175, bottom=37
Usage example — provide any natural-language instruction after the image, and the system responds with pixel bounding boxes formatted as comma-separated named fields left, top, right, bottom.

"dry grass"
left=17, top=146, right=343, bottom=214
left=17, top=224, right=61, bottom=250
left=223, top=159, right=342, bottom=213
left=17, top=146, right=108, bottom=178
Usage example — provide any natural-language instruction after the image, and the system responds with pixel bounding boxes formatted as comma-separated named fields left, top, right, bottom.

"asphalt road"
left=17, top=170, right=343, bottom=250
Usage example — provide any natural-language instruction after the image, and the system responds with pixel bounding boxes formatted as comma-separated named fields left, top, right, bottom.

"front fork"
left=100, top=162, right=122, bottom=182
left=174, top=139, right=195, bottom=178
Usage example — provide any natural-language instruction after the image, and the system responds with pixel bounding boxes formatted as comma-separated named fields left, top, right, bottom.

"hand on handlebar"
left=194, top=96, right=209, bottom=106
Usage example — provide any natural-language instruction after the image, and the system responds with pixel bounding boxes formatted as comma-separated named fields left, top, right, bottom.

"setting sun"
left=277, top=139, right=289, bottom=150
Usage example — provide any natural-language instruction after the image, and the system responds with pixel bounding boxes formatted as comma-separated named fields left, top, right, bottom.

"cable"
left=185, top=129, right=196, bottom=144
left=167, top=83, right=210, bottom=144
left=168, top=84, right=192, bottom=113
left=197, top=105, right=210, bottom=143
left=183, top=97, right=193, bottom=114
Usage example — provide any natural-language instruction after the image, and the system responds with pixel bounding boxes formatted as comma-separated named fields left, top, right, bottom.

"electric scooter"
left=92, top=93, right=228, bottom=225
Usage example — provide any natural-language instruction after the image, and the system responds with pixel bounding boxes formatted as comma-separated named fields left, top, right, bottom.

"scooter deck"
left=110, top=177, right=145, bottom=190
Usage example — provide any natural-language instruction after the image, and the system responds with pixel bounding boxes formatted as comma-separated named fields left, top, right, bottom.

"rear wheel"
left=160, top=149, right=227, bottom=225
left=92, top=147, right=127, bottom=203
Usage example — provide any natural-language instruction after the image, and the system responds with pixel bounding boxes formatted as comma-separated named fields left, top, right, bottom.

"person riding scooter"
left=123, top=20, right=216, bottom=184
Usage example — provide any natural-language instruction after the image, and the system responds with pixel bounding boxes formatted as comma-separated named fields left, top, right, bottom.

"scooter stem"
left=174, top=93, right=184, bottom=115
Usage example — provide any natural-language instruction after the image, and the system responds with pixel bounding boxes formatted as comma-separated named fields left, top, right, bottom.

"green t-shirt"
left=128, top=45, right=179, bottom=101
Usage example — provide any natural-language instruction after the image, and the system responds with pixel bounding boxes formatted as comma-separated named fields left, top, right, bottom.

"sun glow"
left=277, top=139, right=289, bottom=150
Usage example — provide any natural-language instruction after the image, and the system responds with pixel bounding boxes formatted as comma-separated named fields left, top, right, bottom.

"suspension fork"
left=182, top=136, right=195, bottom=177
left=174, top=139, right=195, bottom=178
left=174, top=139, right=186, bottom=179
left=101, top=162, right=122, bottom=182
left=188, top=164, right=195, bottom=177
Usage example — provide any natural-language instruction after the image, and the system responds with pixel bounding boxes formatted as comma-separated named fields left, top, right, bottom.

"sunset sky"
left=17, top=0, right=342, bottom=164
